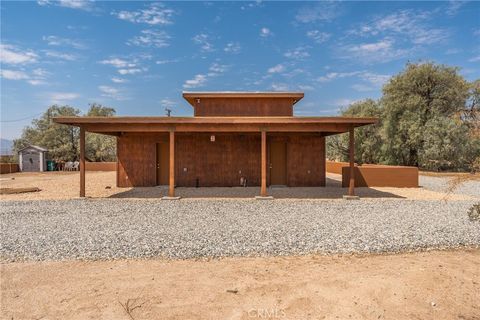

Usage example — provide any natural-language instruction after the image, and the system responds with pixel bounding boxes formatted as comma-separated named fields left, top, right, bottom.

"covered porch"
left=53, top=116, right=377, bottom=199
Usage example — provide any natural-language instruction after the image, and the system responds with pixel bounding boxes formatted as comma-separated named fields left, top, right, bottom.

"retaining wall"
left=341, top=165, right=419, bottom=188
left=85, top=162, right=117, bottom=171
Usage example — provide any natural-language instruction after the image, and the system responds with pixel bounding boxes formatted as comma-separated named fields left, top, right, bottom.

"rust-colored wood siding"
left=117, top=133, right=168, bottom=187
left=286, top=135, right=325, bottom=187
left=117, top=133, right=325, bottom=187
left=193, top=98, right=294, bottom=117
left=176, top=133, right=261, bottom=187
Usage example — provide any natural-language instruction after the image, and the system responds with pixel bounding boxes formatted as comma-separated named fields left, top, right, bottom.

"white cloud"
left=42, top=35, right=86, bottom=49
left=0, top=44, right=38, bottom=65
left=99, top=57, right=145, bottom=75
left=268, top=64, right=285, bottom=74
left=306, top=30, right=331, bottom=43
left=50, top=92, right=80, bottom=103
left=446, top=1, right=466, bottom=16
left=114, top=3, right=174, bottom=25
left=317, top=71, right=360, bottom=83
left=298, top=84, right=314, bottom=91
left=0, top=67, right=49, bottom=85
left=44, top=50, right=77, bottom=61
left=318, top=70, right=390, bottom=91
left=208, top=63, right=228, bottom=76
left=359, top=72, right=390, bottom=86
left=27, top=80, right=47, bottom=86
left=160, top=99, right=176, bottom=108
left=271, top=83, right=289, bottom=91
left=192, top=34, right=214, bottom=52
left=349, top=10, right=449, bottom=46
left=156, top=58, right=180, bottom=65
left=0, top=69, right=29, bottom=80
left=284, top=46, right=310, bottom=60
left=183, top=74, right=207, bottom=89
left=351, top=84, right=374, bottom=92
left=295, top=2, right=340, bottom=23
left=38, top=0, right=93, bottom=10
left=333, top=98, right=359, bottom=107
left=183, top=63, right=227, bottom=88
left=260, top=27, right=272, bottom=37
left=342, top=38, right=409, bottom=63
left=111, top=77, right=127, bottom=83
left=224, top=42, right=241, bottom=53
left=469, top=55, right=480, bottom=62
left=100, top=58, right=135, bottom=68
left=127, top=29, right=170, bottom=48
left=118, top=68, right=142, bottom=75
left=98, top=85, right=127, bottom=100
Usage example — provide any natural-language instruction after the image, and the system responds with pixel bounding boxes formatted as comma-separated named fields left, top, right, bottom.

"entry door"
left=22, top=152, right=40, bottom=172
left=269, top=141, right=287, bottom=185
left=156, top=142, right=169, bottom=185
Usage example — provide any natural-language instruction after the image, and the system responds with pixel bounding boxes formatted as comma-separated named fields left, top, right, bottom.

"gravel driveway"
left=1, top=199, right=479, bottom=261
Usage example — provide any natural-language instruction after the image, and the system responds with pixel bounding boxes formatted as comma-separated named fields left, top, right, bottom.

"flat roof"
left=182, top=91, right=304, bottom=107
left=54, top=116, right=376, bottom=125
left=53, top=116, right=377, bottom=134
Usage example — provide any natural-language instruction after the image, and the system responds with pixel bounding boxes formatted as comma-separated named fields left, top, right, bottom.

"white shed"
left=18, top=145, right=48, bottom=172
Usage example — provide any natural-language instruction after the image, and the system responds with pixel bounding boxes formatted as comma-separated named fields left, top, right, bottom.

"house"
left=54, top=92, right=377, bottom=198
left=18, top=145, right=48, bottom=172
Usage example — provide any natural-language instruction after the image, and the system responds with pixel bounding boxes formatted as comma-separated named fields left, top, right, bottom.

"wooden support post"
left=80, top=127, right=85, bottom=197
left=261, top=130, right=267, bottom=197
left=168, top=130, right=175, bottom=197
left=348, top=126, right=355, bottom=196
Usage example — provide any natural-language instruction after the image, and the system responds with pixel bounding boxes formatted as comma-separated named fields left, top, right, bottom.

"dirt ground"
left=0, top=171, right=476, bottom=201
left=0, top=249, right=478, bottom=320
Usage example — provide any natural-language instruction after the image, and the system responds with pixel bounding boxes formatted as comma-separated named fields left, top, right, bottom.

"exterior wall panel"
left=117, top=133, right=325, bottom=188
left=193, top=97, right=294, bottom=117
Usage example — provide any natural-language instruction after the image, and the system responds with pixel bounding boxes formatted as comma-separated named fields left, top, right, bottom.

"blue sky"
left=1, top=1, right=479, bottom=139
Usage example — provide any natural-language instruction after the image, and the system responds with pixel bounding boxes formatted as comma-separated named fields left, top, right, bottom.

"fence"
left=0, top=163, right=19, bottom=174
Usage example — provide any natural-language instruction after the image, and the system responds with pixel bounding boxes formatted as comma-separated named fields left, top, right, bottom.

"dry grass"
left=119, top=296, right=147, bottom=320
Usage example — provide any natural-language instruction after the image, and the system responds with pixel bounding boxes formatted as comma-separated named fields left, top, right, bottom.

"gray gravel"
left=420, top=175, right=480, bottom=198
left=1, top=199, right=479, bottom=262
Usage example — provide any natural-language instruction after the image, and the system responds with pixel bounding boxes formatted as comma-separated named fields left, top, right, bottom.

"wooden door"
left=156, top=142, right=169, bottom=185
left=269, top=141, right=287, bottom=185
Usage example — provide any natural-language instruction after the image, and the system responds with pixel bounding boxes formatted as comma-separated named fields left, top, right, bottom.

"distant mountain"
left=0, top=138, right=14, bottom=156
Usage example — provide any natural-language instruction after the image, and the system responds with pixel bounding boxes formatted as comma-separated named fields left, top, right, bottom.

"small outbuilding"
left=18, top=145, right=48, bottom=172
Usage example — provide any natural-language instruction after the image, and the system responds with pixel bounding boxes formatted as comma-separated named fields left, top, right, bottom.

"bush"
left=468, top=203, right=480, bottom=221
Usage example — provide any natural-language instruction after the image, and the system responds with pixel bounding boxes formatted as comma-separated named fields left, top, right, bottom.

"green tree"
left=14, top=105, right=81, bottom=161
left=327, top=99, right=383, bottom=164
left=85, top=103, right=117, bottom=161
left=13, top=103, right=117, bottom=162
left=381, top=62, right=470, bottom=167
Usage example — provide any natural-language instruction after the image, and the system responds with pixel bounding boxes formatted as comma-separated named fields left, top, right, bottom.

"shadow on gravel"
left=108, top=182, right=404, bottom=199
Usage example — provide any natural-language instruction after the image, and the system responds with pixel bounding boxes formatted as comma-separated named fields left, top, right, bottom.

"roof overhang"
left=182, top=91, right=304, bottom=107
left=53, top=116, right=377, bottom=135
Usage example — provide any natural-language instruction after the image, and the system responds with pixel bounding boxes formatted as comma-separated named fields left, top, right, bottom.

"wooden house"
left=54, top=92, right=377, bottom=198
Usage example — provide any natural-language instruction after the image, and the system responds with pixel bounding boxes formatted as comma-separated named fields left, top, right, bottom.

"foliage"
left=467, top=203, right=480, bottom=222
left=326, top=99, right=383, bottom=164
left=85, top=103, right=117, bottom=162
left=14, top=105, right=81, bottom=161
left=13, top=104, right=116, bottom=162
left=328, top=62, right=480, bottom=171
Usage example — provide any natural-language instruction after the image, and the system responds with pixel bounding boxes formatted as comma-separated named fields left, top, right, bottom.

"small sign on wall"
left=210, top=135, right=215, bottom=142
